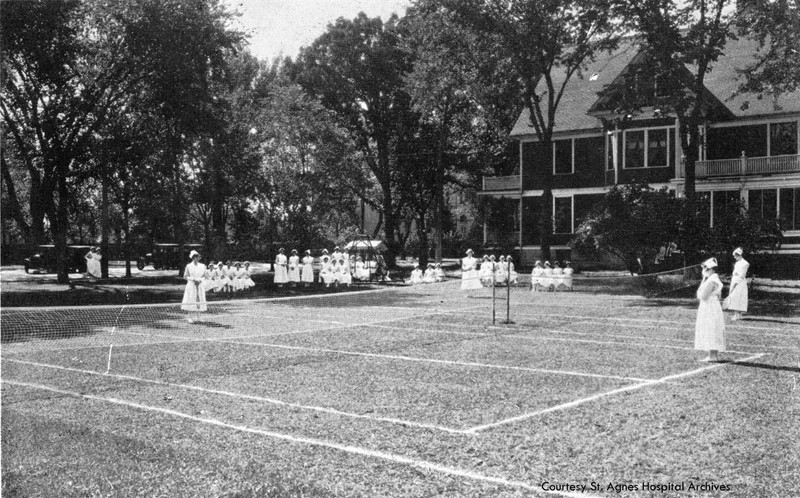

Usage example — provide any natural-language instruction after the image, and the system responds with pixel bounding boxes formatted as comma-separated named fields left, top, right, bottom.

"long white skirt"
left=274, top=264, right=289, bottom=284
left=301, top=264, right=314, bottom=283
left=288, top=266, right=301, bottom=282
left=695, top=298, right=726, bottom=351
left=181, top=281, right=207, bottom=312
left=727, top=278, right=748, bottom=312
left=461, top=269, right=483, bottom=290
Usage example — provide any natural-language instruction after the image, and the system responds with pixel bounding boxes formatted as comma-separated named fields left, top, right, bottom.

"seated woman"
left=435, top=263, right=445, bottom=282
left=506, top=256, right=519, bottom=285
left=204, top=261, right=219, bottom=292
left=531, top=260, right=545, bottom=292
left=495, top=256, right=508, bottom=285
left=338, top=259, right=352, bottom=286
left=552, top=261, right=564, bottom=291
left=320, top=259, right=337, bottom=287
left=423, top=263, right=437, bottom=283
left=409, top=264, right=424, bottom=284
left=243, top=262, right=256, bottom=289
left=355, top=256, right=370, bottom=280
left=557, top=261, right=574, bottom=291
left=543, top=261, right=555, bottom=291
left=479, top=255, right=494, bottom=287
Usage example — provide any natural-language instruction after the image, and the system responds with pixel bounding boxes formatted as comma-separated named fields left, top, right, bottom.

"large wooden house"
left=481, top=36, right=800, bottom=267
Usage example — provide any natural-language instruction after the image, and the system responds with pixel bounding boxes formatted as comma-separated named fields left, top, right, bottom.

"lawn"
left=2, top=278, right=798, bottom=497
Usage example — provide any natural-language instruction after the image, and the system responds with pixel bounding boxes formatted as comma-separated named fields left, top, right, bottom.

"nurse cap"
left=702, top=257, right=718, bottom=269
left=732, top=247, right=743, bottom=256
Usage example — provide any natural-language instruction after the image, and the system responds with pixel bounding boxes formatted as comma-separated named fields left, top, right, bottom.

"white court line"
left=475, top=310, right=799, bottom=334
left=372, top=323, right=758, bottom=357
left=4, top=380, right=601, bottom=498
left=464, top=353, right=767, bottom=434
left=3, top=358, right=467, bottom=434
left=219, top=340, right=654, bottom=383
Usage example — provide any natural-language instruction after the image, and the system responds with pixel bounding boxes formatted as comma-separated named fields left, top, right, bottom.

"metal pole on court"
left=505, top=259, right=511, bottom=324
left=492, top=267, right=496, bottom=325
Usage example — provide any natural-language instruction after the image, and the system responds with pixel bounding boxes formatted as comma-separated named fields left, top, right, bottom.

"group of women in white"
left=694, top=247, right=750, bottom=362
left=203, top=259, right=256, bottom=293
left=409, top=263, right=446, bottom=284
left=459, top=249, right=519, bottom=290
left=530, top=260, right=573, bottom=292
left=273, top=247, right=374, bottom=287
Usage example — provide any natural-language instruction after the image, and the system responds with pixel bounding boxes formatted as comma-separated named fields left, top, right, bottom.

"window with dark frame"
left=779, top=188, right=800, bottom=231
left=553, top=197, right=572, bottom=234
left=625, top=130, right=645, bottom=168
left=554, top=139, right=573, bottom=175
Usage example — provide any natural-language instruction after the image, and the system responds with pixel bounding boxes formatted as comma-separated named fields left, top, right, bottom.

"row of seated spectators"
left=531, top=260, right=573, bottom=292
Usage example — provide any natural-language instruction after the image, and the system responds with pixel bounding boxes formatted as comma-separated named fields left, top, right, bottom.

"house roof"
left=510, top=35, right=800, bottom=138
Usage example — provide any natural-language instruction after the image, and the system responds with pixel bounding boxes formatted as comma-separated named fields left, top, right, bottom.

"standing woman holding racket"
left=726, top=247, right=749, bottom=321
left=695, top=257, right=726, bottom=362
left=181, top=250, right=208, bottom=322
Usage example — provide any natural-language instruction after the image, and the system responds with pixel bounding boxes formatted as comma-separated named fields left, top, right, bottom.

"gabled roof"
left=510, top=35, right=800, bottom=138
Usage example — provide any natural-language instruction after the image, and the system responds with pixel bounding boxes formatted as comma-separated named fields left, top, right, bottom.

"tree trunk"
left=417, top=213, right=428, bottom=269
left=123, top=196, right=131, bottom=278
left=101, top=176, right=110, bottom=278
left=55, top=162, right=70, bottom=284
left=381, top=183, right=399, bottom=269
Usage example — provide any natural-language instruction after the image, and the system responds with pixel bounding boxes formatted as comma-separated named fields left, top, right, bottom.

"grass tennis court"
left=2, top=279, right=799, bottom=497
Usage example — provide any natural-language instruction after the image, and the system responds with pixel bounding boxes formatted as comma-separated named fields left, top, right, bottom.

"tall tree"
left=1, top=0, right=240, bottom=283
left=291, top=13, right=415, bottom=267
left=436, top=0, right=622, bottom=261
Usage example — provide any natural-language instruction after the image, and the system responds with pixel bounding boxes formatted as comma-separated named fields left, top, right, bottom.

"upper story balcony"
left=680, top=154, right=800, bottom=178
left=482, top=175, right=521, bottom=191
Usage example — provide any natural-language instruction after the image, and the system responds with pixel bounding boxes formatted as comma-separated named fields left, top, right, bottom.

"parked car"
left=23, top=245, right=91, bottom=274
left=137, top=243, right=203, bottom=271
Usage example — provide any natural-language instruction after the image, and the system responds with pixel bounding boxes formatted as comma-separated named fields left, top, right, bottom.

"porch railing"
left=680, top=154, right=800, bottom=178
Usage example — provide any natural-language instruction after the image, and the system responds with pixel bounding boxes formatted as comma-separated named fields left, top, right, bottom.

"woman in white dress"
left=552, top=261, right=564, bottom=290
left=181, top=250, right=208, bottom=320
left=559, top=261, right=574, bottom=291
left=423, top=263, right=437, bottom=283
left=495, top=256, right=508, bottom=285
left=85, top=247, right=102, bottom=278
left=320, top=249, right=331, bottom=269
left=288, top=249, right=301, bottom=285
left=531, top=261, right=544, bottom=292
left=410, top=265, right=424, bottom=284
left=479, top=255, right=493, bottom=287
left=506, top=256, right=518, bottom=285
left=243, top=262, right=256, bottom=289
left=726, top=247, right=749, bottom=321
left=338, top=259, right=352, bottom=286
left=204, top=261, right=218, bottom=292
left=461, top=249, right=483, bottom=290
left=215, top=262, right=228, bottom=292
left=274, top=248, right=289, bottom=287
left=435, top=263, right=445, bottom=282
left=695, top=257, right=726, bottom=362
left=542, top=261, right=554, bottom=291
left=355, top=256, right=369, bottom=281
left=320, top=259, right=335, bottom=287
left=301, top=250, right=315, bottom=286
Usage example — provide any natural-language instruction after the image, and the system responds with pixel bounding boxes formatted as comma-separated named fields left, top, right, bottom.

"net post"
left=491, top=270, right=496, bottom=325
left=505, top=259, right=512, bottom=324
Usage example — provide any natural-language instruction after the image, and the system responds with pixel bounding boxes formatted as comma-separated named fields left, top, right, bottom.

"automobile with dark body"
left=23, top=245, right=91, bottom=274
left=137, top=243, right=203, bottom=271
